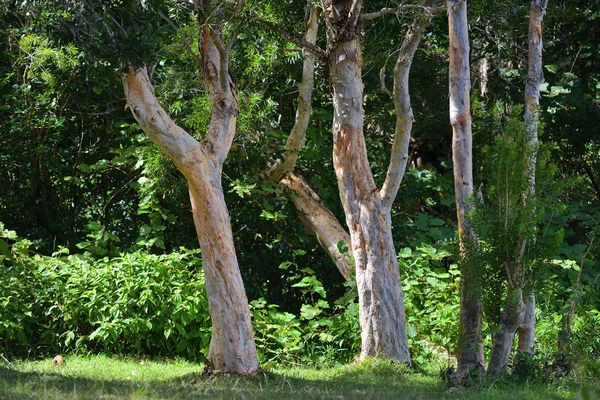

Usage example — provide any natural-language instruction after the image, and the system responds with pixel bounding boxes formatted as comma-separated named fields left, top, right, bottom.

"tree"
left=265, top=4, right=353, bottom=280
left=122, top=1, right=258, bottom=375
left=320, top=0, right=433, bottom=362
left=447, top=0, right=485, bottom=379
left=517, top=0, right=549, bottom=361
left=485, top=0, right=549, bottom=375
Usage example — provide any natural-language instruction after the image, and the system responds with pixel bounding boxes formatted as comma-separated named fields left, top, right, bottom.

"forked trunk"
left=266, top=6, right=353, bottom=279
left=121, top=17, right=259, bottom=374
left=517, top=0, right=548, bottom=358
left=328, top=28, right=409, bottom=363
left=447, top=0, right=484, bottom=379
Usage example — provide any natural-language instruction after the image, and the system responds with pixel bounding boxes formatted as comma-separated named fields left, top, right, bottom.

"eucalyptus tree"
left=264, top=4, right=353, bottom=280
left=447, top=0, right=484, bottom=379
left=121, top=0, right=259, bottom=374
left=486, top=0, right=549, bottom=375
left=516, top=0, right=549, bottom=360
left=318, top=0, right=438, bottom=362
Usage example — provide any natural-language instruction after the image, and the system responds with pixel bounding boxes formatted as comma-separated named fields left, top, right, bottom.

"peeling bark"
left=517, top=288, right=536, bottom=355
left=516, top=0, right=548, bottom=359
left=479, top=56, right=490, bottom=97
left=448, top=0, right=485, bottom=379
left=324, top=0, right=423, bottom=363
left=487, top=287, right=526, bottom=375
left=265, top=6, right=353, bottom=278
left=122, top=8, right=258, bottom=374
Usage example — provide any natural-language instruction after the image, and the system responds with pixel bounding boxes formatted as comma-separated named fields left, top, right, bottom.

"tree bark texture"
left=380, top=16, right=428, bottom=209
left=281, top=173, right=353, bottom=279
left=448, top=0, right=485, bottom=379
left=487, top=287, right=526, bottom=375
left=517, top=0, right=548, bottom=357
left=122, top=22, right=258, bottom=375
left=264, top=6, right=353, bottom=279
left=325, top=0, right=411, bottom=363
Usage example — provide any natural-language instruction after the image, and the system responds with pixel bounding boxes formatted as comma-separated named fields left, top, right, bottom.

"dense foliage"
left=0, top=0, right=599, bottom=385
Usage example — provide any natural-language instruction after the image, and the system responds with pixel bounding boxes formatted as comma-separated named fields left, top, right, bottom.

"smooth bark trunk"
left=517, top=288, right=536, bottom=354
left=516, top=0, right=548, bottom=358
left=380, top=16, right=428, bottom=209
left=448, top=0, right=485, bottom=379
left=121, top=19, right=258, bottom=375
left=281, top=173, right=353, bottom=279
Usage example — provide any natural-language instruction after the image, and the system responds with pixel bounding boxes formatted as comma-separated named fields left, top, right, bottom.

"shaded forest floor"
left=0, top=355, right=596, bottom=399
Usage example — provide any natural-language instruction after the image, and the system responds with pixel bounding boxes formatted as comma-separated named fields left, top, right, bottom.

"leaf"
left=0, top=239, right=11, bottom=258
left=337, top=240, right=349, bottom=255
left=398, top=247, right=412, bottom=258
left=300, top=304, right=321, bottom=320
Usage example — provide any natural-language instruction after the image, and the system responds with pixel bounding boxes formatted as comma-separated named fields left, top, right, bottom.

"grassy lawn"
left=0, top=355, right=596, bottom=399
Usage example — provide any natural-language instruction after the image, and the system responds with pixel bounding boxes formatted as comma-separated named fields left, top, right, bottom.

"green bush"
left=1, top=223, right=364, bottom=363
left=0, top=224, right=211, bottom=359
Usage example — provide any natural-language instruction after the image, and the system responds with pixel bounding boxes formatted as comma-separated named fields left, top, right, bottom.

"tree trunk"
left=281, top=173, right=353, bottom=279
left=448, top=0, right=485, bottom=379
left=487, top=287, right=525, bottom=375
left=324, top=0, right=410, bottom=363
left=121, top=20, right=259, bottom=374
left=517, top=288, right=535, bottom=354
left=517, top=0, right=548, bottom=358
left=266, top=6, right=353, bottom=279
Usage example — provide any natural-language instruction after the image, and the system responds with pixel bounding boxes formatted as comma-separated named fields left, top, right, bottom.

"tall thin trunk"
left=121, top=14, right=258, bottom=374
left=266, top=6, right=353, bottom=279
left=448, top=0, right=485, bottom=379
left=479, top=56, right=490, bottom=97
left=517, top=0, right=549, bottom=359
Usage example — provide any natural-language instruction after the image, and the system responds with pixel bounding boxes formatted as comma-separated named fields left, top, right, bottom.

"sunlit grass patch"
left=0, top=354, right=597, bottom=400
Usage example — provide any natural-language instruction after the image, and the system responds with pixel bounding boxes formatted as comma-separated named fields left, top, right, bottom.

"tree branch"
left=282, top=173, right=353, bottom=280
left=361, top=4, right=443, bottom=21
left=122, top=66, right=202, bottom=168
left=380, top=16, right=430, bottom=209
left=252, top=14, right=326, bottom=59
left=158, top=11, right=202, bottom=70
left=267, top=7, right=319, bottom=182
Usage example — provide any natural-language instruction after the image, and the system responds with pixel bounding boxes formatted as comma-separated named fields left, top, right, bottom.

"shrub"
left=0, top=224, right=210, bottom=359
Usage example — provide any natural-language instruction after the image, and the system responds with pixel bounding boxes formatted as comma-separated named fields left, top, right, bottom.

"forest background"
left=0, top=0, right=599, bottom=388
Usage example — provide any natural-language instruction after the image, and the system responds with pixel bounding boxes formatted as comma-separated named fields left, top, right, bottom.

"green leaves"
left=0, top=243, right=209, bottom=359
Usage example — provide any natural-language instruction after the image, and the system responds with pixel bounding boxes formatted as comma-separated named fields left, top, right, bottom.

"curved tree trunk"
left=281, top=172, right=353, bottom=279
left=266, top=6, right=353, bottom=279
left=448, top=0, right=485, bottom=379
left=487, top=287, right=525, bottom=374
left=517, top=0, right=549, bottom=358
left=121, top=16, right=258, bottom=374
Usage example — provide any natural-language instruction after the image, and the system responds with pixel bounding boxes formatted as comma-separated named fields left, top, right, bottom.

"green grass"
left=0, top=355, right=596, bottom=399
